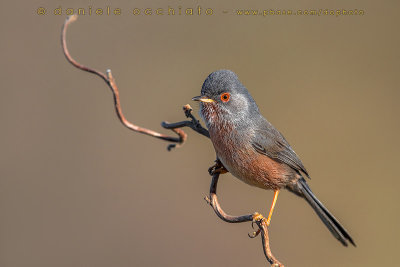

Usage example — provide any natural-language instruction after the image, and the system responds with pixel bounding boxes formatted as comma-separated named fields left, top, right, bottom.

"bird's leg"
left=208, top=159, right=228, bottom=175
left=266, top=190, right=280, bottom=226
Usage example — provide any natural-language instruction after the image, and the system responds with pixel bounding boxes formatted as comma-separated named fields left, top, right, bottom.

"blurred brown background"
left=1, top=0, right=399, bottom=266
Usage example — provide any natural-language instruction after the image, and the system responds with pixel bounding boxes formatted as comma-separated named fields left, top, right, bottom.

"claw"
left=208, top=165, right=216, bottom=176
left=208, top=160, right=228, bottom=176
left=249, top=212, right=265, bottom=238
left=248, top=229, right=261, bottom=238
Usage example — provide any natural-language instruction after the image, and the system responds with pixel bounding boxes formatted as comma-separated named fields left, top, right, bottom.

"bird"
left=192, top=69, right=355, bottom=247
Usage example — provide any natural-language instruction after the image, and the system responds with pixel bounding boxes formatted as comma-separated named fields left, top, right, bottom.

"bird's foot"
left=253, top=212, right=270, bottom=226
left=253, top=212, right=264, bottom=222
left=249, top=212, right=267, bottom=238
left=208, top=159, right=228, bottom=176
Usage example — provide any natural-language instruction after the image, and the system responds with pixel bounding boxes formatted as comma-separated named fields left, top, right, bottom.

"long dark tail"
left=291, top=178, right=356, bottom=247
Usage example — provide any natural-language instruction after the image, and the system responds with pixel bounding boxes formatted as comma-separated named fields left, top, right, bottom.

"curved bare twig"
left=61, top=15, right=284, bottom=265
left=61, top=15, right=186, bottom=150
left=205, top=173, right=283, bottom=267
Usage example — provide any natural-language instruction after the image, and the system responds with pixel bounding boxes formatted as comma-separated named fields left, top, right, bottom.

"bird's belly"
left=211, top=133, right=289, bottom=190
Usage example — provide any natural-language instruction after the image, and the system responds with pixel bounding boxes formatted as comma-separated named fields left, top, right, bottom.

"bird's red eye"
left=221, top=93, right=230, bottom=102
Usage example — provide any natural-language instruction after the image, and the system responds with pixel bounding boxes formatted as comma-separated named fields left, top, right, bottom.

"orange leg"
left=266, top=190, right=280, bottom=226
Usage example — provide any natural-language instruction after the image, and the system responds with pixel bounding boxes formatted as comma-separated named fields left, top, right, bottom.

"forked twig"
left=61, top=15, right=283, bottom=266
left=162, top=104, right=210, bottom=138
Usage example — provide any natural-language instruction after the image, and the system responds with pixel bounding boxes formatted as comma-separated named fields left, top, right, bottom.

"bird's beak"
left=192, top=95, right=214, bottom=103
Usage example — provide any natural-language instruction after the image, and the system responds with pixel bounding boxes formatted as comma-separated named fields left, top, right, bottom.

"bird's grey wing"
left=251, top=124, right=310, bottom=178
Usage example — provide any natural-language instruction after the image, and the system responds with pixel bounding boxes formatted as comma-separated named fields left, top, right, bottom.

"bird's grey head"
left=192, top=70, right=260, bottom=128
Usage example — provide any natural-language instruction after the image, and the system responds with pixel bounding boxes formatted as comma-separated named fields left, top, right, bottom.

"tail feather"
left=296, top=178, right=356, bottom=247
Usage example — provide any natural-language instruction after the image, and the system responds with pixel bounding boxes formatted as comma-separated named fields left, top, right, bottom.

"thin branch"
left=61, top=15, right=284, bottom=266
left=61, top=15, right=186, bottom=150
left=162, top=105, right=210, bottom=138
left=205, top=173, right=283, bottom=267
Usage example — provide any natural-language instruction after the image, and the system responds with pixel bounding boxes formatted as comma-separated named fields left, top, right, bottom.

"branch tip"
left=67, top=14, right=78, bottom=23
left=183, top=104, right=193, bottom=115
left=106, top=69, right=113, bottom=79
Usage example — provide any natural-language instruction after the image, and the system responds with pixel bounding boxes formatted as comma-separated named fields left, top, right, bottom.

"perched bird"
left=192, top=70, right=355, bottom=246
